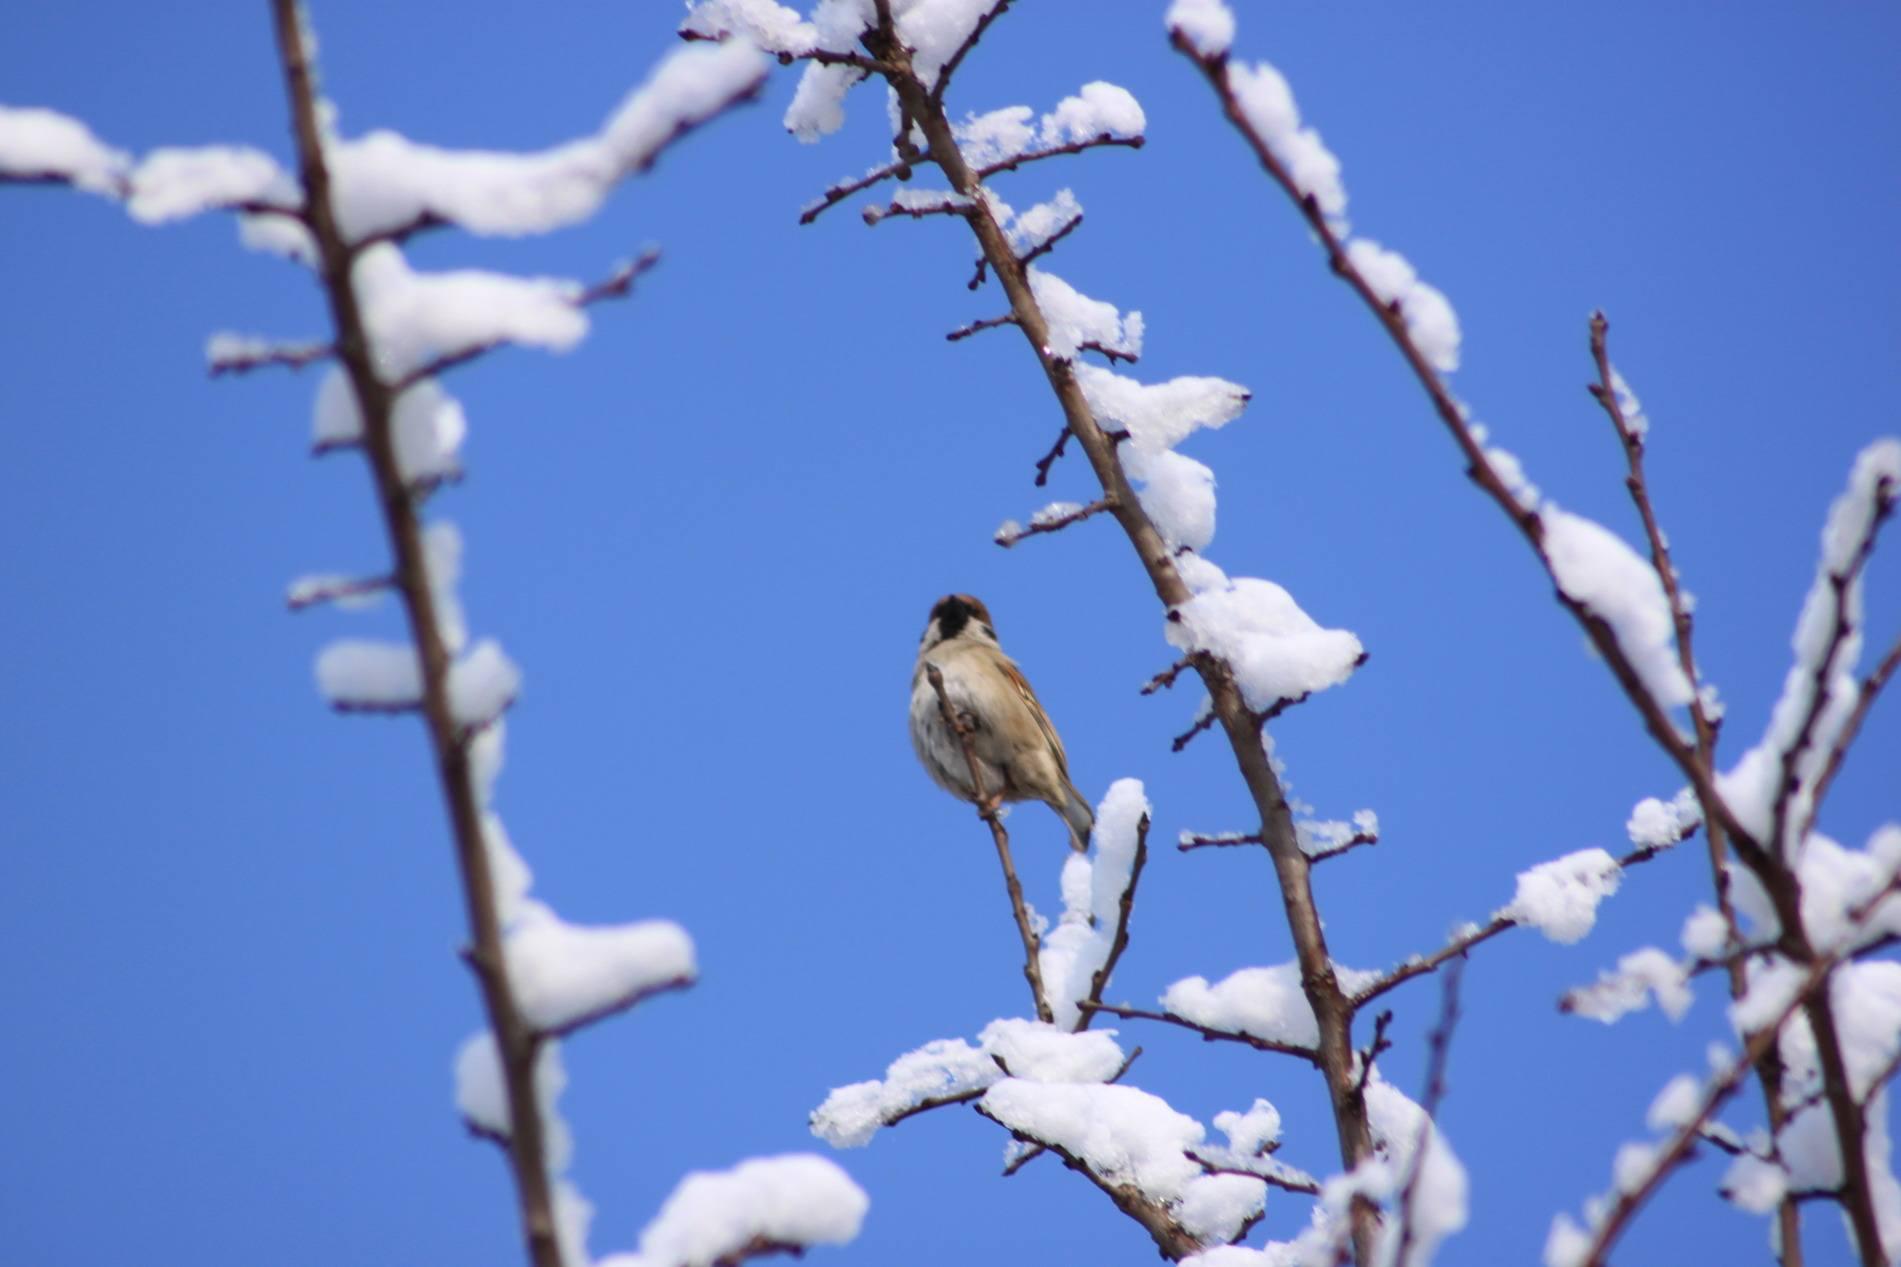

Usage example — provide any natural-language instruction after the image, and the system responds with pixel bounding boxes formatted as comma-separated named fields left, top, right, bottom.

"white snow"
left=1162, top=960, right=1380, bottom=1051
left=353, top=244, right=589, bottom=379
left=1679, top=905, right=1732, bottom=960
left=601, top=1155, right=868, bottom=1267
left=0, top=105, right=129, bottom=194
left=1124, top=445, right=1217, bottom=552
left=1165, top=573, right=1364, bottom=713
left=504, top=900, right=696, bottom=1034
left=681, top=0, right=817, bottom=54
left=786, top=62, right=857, bottom=142
left=1610, top=366, right=1650, bottom=439
left=1228, top=61, right=1346, bottom=221
left=811, top=1019, right=1125, bottom=1147
left=422, top=519, right=467, bottom=654
left=285, top=572, right=385, bottom=611
left=1002, top=188, right=1081, bottom=257
left=315, top=639, right=420, bottom=710
left=1039, top=82, right=1146, bottom=147
left=1366, top=1076, right=1469, bottom=1267
left=1543, top=1214, right=1592, bottom=1267
left=1166, top=0, right=1236, bottom=57
left=1564, top=947, right=1693, bottom=1023
left=452, top=1032, right=573, bottom=1171
left=980, top=1080, right=1264, bottom=1245
left=1075, top=362, right=1249, bottom=452
left=127, top=146, right=297, bottom=223
left=1038, top=778, right=1149, bottom=1026
left=483, top=813, right=533, bottom=927
left=1626, top=787, right=1700, bottom=849
left=1541, top=507, right=1694, bottom=708
left=448, top=639, right=522, bottom=729
left=1644, top=1074, right=1701, bottom=1132
left=1718, top=438, right=1901, bottom=850
left=1345, top=239, right=1460, bottom=373
left=1502, top=848, right=1623, bottom=944
left=326, top=41, right=765, bottom=239
left=1028, top=268, right=1143, bottom=362
left=955, top=105, right=1035, bottom=168
left=1297, top=808, right=1378, bottom=858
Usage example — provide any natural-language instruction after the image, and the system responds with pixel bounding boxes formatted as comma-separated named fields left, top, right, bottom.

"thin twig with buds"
left=994, top=497, right=1112, bottom=547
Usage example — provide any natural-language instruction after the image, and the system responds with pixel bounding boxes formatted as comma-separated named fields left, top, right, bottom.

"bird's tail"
left=1059, top=784, right=1095, bottom=853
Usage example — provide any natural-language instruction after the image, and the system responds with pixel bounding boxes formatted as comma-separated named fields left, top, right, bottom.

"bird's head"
left=919, top=593, right=998, bottom=653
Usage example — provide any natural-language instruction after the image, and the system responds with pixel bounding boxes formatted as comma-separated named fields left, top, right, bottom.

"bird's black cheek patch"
left=932, top=597, right=971, bottom=640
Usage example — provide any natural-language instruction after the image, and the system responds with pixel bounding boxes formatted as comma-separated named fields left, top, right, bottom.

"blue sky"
left=2, top=4, right=1897, bottom=1265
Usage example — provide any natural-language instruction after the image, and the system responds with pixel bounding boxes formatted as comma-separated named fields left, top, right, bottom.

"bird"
left=910, top=593, right=1094, bottom=851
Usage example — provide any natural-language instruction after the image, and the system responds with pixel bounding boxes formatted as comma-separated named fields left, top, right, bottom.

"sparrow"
left=910, top=593, right=1094, bottom=851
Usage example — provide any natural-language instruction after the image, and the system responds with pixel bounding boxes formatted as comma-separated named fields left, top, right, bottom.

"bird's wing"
left=999, top=656, right=1071, bottom=777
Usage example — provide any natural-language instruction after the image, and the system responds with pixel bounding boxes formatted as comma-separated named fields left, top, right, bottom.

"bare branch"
left=1390, top=960, right=1466, bottom=1267
left=927, top=0, right=1013, bottom=106
left=974, top=133, right=1145, bottom=180
left=209, top=338, right=333, bottom=377
left=1170, top=707, right=1218, bottom=753
left=1183, top=1148, right=1322, bottom=1196
left=1142, top=657, right=1194, bottom=696
left=1307, top=828, right=1380, bottom=864
left=863, top=194, right=973, bottom=224
left=800, top=156, right=917, bottom=225
left=1077, top=1001, right=1322, bottom=1065
left=1015, top=211, right=1082, bottom=270
left=1032, top=424, right=1072, bottom=486
left=1079, top=815, right=1150, bottom=1030
left=1356, top=1009, right=1395, bottom=1098
left=287, top=573, right=392, bottom=611
left=1809, top=629, right=1901, bottom=818
left=924, top=662, right=1053, bottom=1024
left=1178, top=830, right=1261, bottom=854
left=947, top=313, right=1017, bottom=343
left=994, top=497, right=1113, bottom=548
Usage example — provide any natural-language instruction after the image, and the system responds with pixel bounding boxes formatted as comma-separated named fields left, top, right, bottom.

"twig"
left=1809, top=630, right=1901, bottom=820
left=1183, top=1150, right=1321, bottom=1196
left=1170, top=708, right=1218, bottom=753
left=1389, top=960, right=1465, bottom=1267
left=974, top=134, right=1144, bottom=180
left=948, top=313, right=1017, bottom=342
left=1178, top=830, right=1261, bottom=854
left=1079, top=814, right=1150, bottom=1029
left=924, top=662, right=1053, bottom=1024
left=995, top=497, right=1112, bottom=547
left=1032, top=424, right=1071, bottom=486
left=1078, top=338, right=1139, bottom=365
left=863, top=195, right=973, bottom=224
left=1077, top=1001, right=1321, bottom=1065
left=390, top=251, right=660, bottom=393
left=210, top=339, right=333, bottom=377
left=1308, top=829, right=1380, bottom=864
left=1016, top=211, right=1082, bottom=270
left=927, top=0, right=1012, bottom=105
left=1142, top=657, right=1193, bottom=695
left=1355, top=1009, right=1395, bottom=1098
left=800, top=157, right=918, bottom=225
left=286, top=573, right=392, bottom=611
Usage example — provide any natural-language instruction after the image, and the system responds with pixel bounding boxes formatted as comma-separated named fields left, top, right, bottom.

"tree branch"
left=268, top=5, right=565, bottom=1265
left=924, top=662, right=1053, bottom=1024
left=974, top=134, right=1145, bottom=181
left=1079, top=814, right=1150, bottom=1030
left=1077, top=1001, right=1321, bottom=1065
left=994, top=497, right=1112, bottom=547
